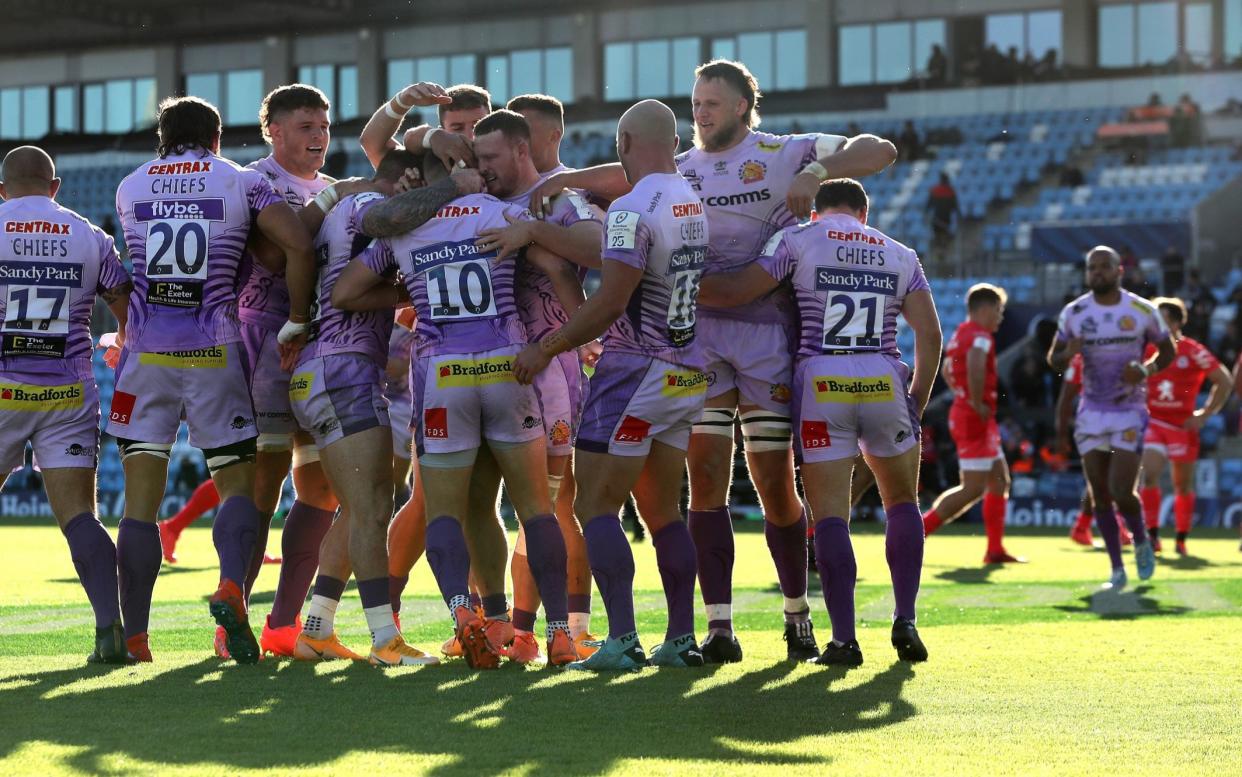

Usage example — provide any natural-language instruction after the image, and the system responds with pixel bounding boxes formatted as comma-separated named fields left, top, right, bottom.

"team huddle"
left=1, top=57, right=1216, bottom=673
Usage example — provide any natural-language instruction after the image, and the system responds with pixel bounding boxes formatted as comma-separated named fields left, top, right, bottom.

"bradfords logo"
left=434, top=205, right=482, bottom=218
left=0, top=261, right=83, bottom=287
left=662, top=370, right=709, bottom=397
left=138, top=346, right=227, bottom=368
left=436, top=356, right=515, bottom=387
left=133, top=198, right=225, bottom=222
left=0, top=382, right=83, bottom=412
left=146, top=161, right=212, bottom=175
left=5, top=221, right=70, bottom=234
left=289, top=372, right=314, bottom=402
left=670, top=202, right=703, bottom=218
left=813, top=376, right=894, bottom=403
left=816, top=268, right=897, bottom=295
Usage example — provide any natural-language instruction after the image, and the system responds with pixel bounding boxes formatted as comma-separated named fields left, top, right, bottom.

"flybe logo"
left=134, top=198, right=225, bottom=221
left=146, top=161, right=212, bottom=175
left=5, top=221, right=70, bottom=235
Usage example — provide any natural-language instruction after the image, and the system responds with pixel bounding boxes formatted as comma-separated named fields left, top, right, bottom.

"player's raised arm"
left=529, top=163, right=632, bottom=218
left=788, top=134, right=898, bottom=219
left=359, top=82, right=451, bottom=169
left=255, top=200, right=315, bottom=322
left=902, top=288, right=943, bottom=415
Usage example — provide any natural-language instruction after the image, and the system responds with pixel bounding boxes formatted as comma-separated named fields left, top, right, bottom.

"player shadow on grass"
left=0, top=656, right=917, bottom=775
left=934, top=565, right=1001, bottom=585
left=49, top=565, right=212, bottom=587
left=1052, top=585, right=1192, bottom=620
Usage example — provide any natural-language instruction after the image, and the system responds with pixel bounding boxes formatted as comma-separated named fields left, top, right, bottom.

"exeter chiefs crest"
left=738, top=160, right=767, bottom=184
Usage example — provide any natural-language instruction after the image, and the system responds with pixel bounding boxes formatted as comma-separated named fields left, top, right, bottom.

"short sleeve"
left=95, top=228, right=129, bottom=291
left=814, top=133, right=848, bottom=159
left=1145, top=309, right=1170, bottom=345
left=756, top=230, right=794, bottom=282
left=1056, top=306, right=1076, bottom=341
left=358, top=237, right=396, bottom=276
left=245, top=170, right=283, bottom=216
left=971, top=334, right=993, bottom=353
left=548, top=189, right=603, bottom=228
left=504, top=203, right=537, bottom=225
left=1192, top=340, right=1220, bottom=371
left=350, top=192, right=386, bottom=232
left=905, top=253, right=930, bottom=294
left=601, top=207, right=649, bottom=270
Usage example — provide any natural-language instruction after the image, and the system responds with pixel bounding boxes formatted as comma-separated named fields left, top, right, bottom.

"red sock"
left=922, top=509, right=943, bottom=536
left=1074, top=511, right=1093, bottom=532
left=1140, top=486, right=1162, bottom=530
left=1174, top=492, right=1195, bottom=534
left=982, top=493, right=1006, bottom=555
left=164, top=480, right=220, bottom=533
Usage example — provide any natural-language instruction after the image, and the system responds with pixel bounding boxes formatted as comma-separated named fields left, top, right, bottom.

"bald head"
left=616, top=100, right=679, bottom=183
left=1, top=146, right=58, bottom=199
left=1086, top=245, right=1120, bottom=267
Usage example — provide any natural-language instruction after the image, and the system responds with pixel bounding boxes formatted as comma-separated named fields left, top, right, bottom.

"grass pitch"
left=1, top=522, right=1240, bottom=776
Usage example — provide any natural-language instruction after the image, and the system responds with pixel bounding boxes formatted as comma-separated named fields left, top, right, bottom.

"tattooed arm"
left=360, top=168, right=484, bottom=238
left=101, top=280, right=134, bottom=346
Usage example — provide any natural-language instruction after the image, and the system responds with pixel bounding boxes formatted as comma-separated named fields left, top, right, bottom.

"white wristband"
left=802, top=161, right=829, bottom=181
left=277, top=320, right=310, bottom=345
left=421, top=127, right=442, bottom=151
left=384, top=101, right=407, bottom=120
left=312, top=184, right=340, bottom=213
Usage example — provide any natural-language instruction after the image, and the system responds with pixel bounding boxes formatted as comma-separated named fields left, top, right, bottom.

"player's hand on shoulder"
left=529, top=174, right=569, bottom=218
left=393, top=167, right=422, bottom=194
left=450, top=165, right=485, bottom=196
left=786, top=171, right=820, bottom=221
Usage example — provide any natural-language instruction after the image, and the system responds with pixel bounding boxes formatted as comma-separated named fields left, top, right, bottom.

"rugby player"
left=515, top=98, right=710, bottom=670
left=333, top=155, right=577, bottom=668
left=527, top=60, right=897, bottom=662
left=923, top=283, right=1023, bottom=563
left=280, top=148, right=439, bottom=665
left=0, top=146, right=133, bottom=663
left=360, top=82, right=484, bottom=171
left=1138, top=297, right=1231, bottom=556
left=108, top=97, right=313, bottom=663
left=698, top=177, right=940, bottom=667
left=1047, top=247, right=1173, bottom=590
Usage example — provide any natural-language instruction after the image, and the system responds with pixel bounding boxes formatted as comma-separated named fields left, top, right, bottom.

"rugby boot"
left=87, top=620, right=129, bottom=665
left=547, top=628, right=578, bottom=667
left=574, top=632, right=601, bottom=660
left=209, top=579, right=260, bottom=664
left=126, top=632, right=152, bottom=663
left=370, top=635, right=440, bottom=667
left=1176, top=538, right=1189, bottom=557
left=259, top=615, right=300, bottom=658
left=1069, top=524, right=1097, bottom=548
left=483, top=617, right=515, bottom=654
left=983, top=550, right=1028, bottom=564
left=783, top=621, right=819, bottom=662
left=213, top=626, right=231, bottom=660
left=262, top=552, right=281, bottom=565
left=812, top=640, right=863, bottom=667
left=1102, top=566, right=1128, bottom=591
left=649, top=634, right=705, bottom=667
left=567, top=631, right=647, bottom=671
left=700, top=631, right=743, bottom=664
left=1134, top=540, right=1156, bottom=581
left=454, top=606, right=501, bottom=670
left=1151, top=535, right=1164, bottom=554
left=507, top=632, right=543, bottom=665
left=294, top=631, right=365, bottom=662
left=441, top=633, right=464, bottom=658
left=891, top=617, right=928, bottom=662
left=157, top=519, right=180, bottom=564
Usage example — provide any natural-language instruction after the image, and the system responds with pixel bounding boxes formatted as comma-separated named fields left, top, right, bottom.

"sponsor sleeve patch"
left=606, top=210, right=641, bottom=251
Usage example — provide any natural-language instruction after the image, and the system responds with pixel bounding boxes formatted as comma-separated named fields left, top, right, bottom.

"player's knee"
left=256, top=432, right=293, bottom=453
left=203, top=438, right=257, bottom=476
left=116, top=438, right=173, bottom=463
left=739, top=409, right=792, bottom=455
left=691, top=406, right=735, bottom=440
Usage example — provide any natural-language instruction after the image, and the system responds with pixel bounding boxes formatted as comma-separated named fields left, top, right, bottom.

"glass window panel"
left=635, top=40, right=670, bottom=97
left=105, top=79, right=133, bottom=133
left=83, top=84, right=104, bottom=133
left=450, top=55, right=475, bottom=85
left=544, top=47, right=572, bottom=102
left=712, top=38, right=735, bottom=61
left=22, top=86, right=48, bottom=139
left=186, top=73, right=220, bottom=106
left=838, top=25, right=873, bottom=85
left=914, top=19, right=946, bottom=76
left=875, top=22, right=912, bottom=83
left=1183, top=4, right=1212, bottom=64
left=1027, top=11, right=1062, bottom=59
left=510, top=49, right=542, bottom=98
left=1228, top=0, right=1242, bottom=59
left=1137, top=2, right=1177, bottom=65
left=417, top=57, right=448, bottom=87
left=1098, top=4, right=1135, bottom=67
left=133, top=77, right=156, bottom=128
left=737, top=32, right=774, bottom=88
left=0, top=88, right=21, bottom=139
left=671, top=37, right=699, bottom=96
left=297, top=65, right=313, bottom=85
left=486, top=55, right=509, bottom=104
left=338, top=65, right=358, bottom=119
left=387, top=59, right=414, bottom=96
left=604, top=43, right=633, bottom=101
left=314, top=64, right=335, bottom=105
left=225, top=69, right=262, bottom=126
left=54, top=85, right=76, bottom=133
left=986, top=13, right=1024, bottom=54
left=775, top=30, right=807, bottom=90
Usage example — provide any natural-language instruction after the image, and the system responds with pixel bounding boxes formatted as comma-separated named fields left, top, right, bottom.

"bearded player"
left=923, top=283, right=1022, bottom=563
left=1138, top=297, right=1231, bottom=556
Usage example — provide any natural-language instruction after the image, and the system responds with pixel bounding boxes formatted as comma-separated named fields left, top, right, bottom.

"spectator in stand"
left=899, top=120, right=922, bottom=162
left=1035, top=49, right=1058, bottom=80
left=1059, top=164, right=1084, bottom=187
left=1006, top=46, right=1023, bottom=81
left=926, top=44, right=948, bottom=86
left=927, top=173, right=960, bottom=248
left=1009, top=350, right=1055, bottom=409
left=1118, top=244, right=1139, bottom=273
left=1162, top=245, right=1187, bottom=292
left=1179, top=267, right=1214, bottom=308
left=1122, top=264, right=1157, bottom=298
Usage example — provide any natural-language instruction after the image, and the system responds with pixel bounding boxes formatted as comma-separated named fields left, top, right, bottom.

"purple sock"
left=583, top=514, right=636, bottom=639
left=482, top=593, right=509, bottom=619
left=884, top=502, right=924, bottom=622
left=1096, top=507, right=1124, bottom=569
left=513, top=608, right=538, bottom=632
left=1119, top=508, right=1148, bottom=545
left=524, top=515, right=569, bottom=625
left=313, top=574, right=348, bottom=601
left=813, top=517, right=857, bottom=644
left=425, top=516, right=471, bottom=610
left=117, top=518, right=161, bottom=639
left=212, top=496, right=259, bottom=588
left=688, top=507, right=733, bottom=631
left=243, top=511, right=274, bottom=602
left=357, top=577, right=389, bottom=610
left=765, top=512, right=809, bottom=609
left=652, top=521, right=698, bottom=641
left=269, top=502, right=335, bottom=628
left=63, top=513, right=121, bottom=628
left=568, top=593, right=591, bottom=614
left=389, top=574, right=409, bottom=613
